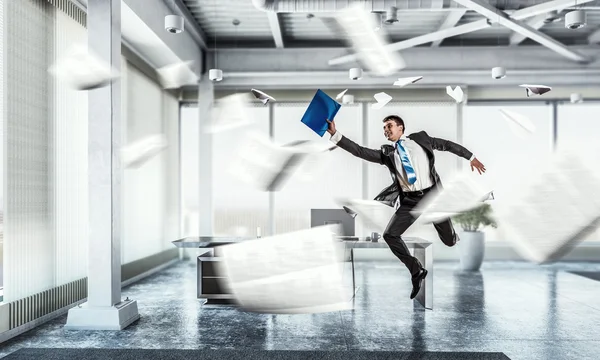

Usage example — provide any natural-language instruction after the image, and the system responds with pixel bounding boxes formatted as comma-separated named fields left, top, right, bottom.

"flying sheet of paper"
left=286, top=140, right=337, bottom=182
left=203, top=93, right=254, bottom=133
left=498, top=108, right=536, bottom=138
left=519, top=84, right=552, bottom=97
left=371, top=92, right=392, bottom=110
left=215, top=225, right=352, bottom=314
left=156, top=61, right=198, bottom=89
left=121, top=134, right=168, bottom=169
left=410, top=174, right=494, bottom=224
left=336, top=198, right=395, bottom=232
left=283, top=140, right=338, bottom=154
left=495, top=151, right=600, bottom=264
left=48, top=44, right=120, bottom=90
left=251, top=88, right=276, bottom=105
left=229, top=132, right=318, bottom=192
left=332, top=5, right=406, bottom=76
left=336, top=89, right=348, bottom=100
left=342, top=94, right=355, bottom=105
left=393, top=76, right=423, bottom=87
left=446, top=86, right=465, bottom=103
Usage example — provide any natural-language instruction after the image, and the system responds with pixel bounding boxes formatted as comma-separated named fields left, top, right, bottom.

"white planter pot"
left=459, top=231, right=485, bottom=271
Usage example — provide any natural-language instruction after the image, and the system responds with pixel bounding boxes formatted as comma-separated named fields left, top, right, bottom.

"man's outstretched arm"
left=429, top=135, right=486, bottom=174
left=327, top=119, right=384, bottom=165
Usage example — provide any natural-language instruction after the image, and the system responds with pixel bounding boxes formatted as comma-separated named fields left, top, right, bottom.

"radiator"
left=8, top=278, right=87, bottom=330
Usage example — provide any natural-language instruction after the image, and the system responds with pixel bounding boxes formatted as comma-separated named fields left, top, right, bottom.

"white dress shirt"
left=395, top=135, right=433, bottom=192
left=329, top=131, right=475, bottom=192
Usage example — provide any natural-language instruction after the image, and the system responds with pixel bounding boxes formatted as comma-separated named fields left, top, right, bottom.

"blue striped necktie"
left=397, top=140, right=417, bottom=185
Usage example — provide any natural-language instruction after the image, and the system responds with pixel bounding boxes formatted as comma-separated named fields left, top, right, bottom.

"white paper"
left=393, top=76, right=423, bottom=87
left=229, top=133, right=318, bottom=192
left=216, top=225, right=352, bottom=314
left=410, top=174, right=494, bottom=224
left=121, top=134, right=168, bottom=169
left=156, top=61, right=198, bottom=89
left=48, top=44, right=120, bottom=90
left=371, top=92, right=392, bottom=110
left=333, top=5, right=406, bottom=76
left=495, top=151, right=600, bottom=264
left=446, top=85, right=465, bottom=103
left=203, top=93, right=255, bottom=133
left=519, top=84, right=552, bottom=97
left=336, top=89, right=349, bottom=100
left=251, top=88, right=276, bottom=105
left=336, top=198, right=395, bottom=232
left=498, top=108, right=536, bottom=138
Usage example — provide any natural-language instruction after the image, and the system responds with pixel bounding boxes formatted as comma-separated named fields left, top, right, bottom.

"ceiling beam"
left=327, top=0, right=595, bottom=66
left=213, top=46, right=599, bottom=73
left=431, top=9, right=468, bottom=47
left=509, top=14, right=548, bottom=46
left=166, top=0, right=209, bottom=50
left=267, top=12, right=285, bottom=48
left=452, top=0, right=591, bottom=63
left=216, top=69, right=600, bottom=89
left=328, top=19, right=490, bottom=65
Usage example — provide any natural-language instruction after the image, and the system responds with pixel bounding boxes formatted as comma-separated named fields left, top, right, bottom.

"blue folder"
left=301, top=89, right=342, bottom=137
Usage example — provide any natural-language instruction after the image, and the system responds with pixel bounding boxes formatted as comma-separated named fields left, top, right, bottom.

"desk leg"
left=414, top=246, right=433, bottom=310
left=351, top=248, right=356, bottom=297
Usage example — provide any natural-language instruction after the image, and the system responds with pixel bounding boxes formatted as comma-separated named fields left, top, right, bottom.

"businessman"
left=326, top=115, right=485, bottom=299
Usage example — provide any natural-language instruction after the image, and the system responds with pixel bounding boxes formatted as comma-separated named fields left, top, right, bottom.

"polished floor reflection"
left=1, top=260, right=600, bottom=360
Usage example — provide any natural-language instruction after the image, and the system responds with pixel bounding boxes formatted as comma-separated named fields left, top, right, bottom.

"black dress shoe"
left=410, top=268, right=428, bottom=299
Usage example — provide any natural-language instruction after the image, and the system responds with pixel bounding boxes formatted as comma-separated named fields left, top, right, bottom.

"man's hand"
left=326, top=119, right=336, bottom=135
left=470, top=158, right=486, bottom=174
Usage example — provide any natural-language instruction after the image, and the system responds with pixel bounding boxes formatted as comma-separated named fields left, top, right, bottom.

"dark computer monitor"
left=310, top=209, right=356, bottom=236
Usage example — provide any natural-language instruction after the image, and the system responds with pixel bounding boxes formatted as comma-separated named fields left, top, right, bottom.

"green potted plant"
left=452, top=203, right=497, bottom=271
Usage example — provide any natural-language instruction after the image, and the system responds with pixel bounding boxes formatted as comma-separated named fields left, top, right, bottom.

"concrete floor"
left=1, top=260, right=600, bottom=360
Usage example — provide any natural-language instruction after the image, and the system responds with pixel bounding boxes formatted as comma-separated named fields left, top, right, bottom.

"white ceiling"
left=183, top=0, right=600, bottom=47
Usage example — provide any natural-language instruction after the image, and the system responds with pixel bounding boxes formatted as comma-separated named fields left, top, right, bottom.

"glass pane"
left=273, top=102, right=362, bottom=234
left=556, top=102, right=600, bottom=241
left=463, top=103, right=552, bottom=241
left=212, top=104, right=270, bottom=237
left=180, top=105, right=200, bottom=236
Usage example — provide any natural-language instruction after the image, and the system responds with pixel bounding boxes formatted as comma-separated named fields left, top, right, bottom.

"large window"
left=212, top=103, right=269, bottom=236
left=180, top=104, right=200, bottom=236
left=462, top=103, right=552, bottom=241
left=367, top=102, right=459, bottom=238
left=272, top=102, right=362, bottom=234
left=556, top=102, right=600, bottom=241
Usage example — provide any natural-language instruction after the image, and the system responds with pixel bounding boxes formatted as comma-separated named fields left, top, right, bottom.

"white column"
left=456, top=102, right=464, bottom=172
left=65, top=0, right=139, bottom=330
left=197, top=77, right=214, bottom=235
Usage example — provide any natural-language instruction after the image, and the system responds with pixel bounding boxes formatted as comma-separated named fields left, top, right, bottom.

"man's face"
left=383, top=120, right=404, bottom=142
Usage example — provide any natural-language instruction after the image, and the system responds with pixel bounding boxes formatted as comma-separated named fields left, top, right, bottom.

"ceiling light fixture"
left=565, top=10, right=586, bottom=29
left=209, top=0, right=222, bottom=82
left=384, top=6, right=398, bottom=24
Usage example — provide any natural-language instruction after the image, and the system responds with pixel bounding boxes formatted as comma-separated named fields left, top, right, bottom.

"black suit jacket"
left=336, top=131, right=473, bottom=207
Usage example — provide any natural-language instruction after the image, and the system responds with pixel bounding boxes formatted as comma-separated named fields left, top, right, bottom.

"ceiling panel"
left=181, top=0, right=596, bottom=47
left=183, top=0, right=272, bottom=40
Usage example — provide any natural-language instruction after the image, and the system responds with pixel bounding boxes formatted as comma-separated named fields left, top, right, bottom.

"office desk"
left=172, top=236, right=433, bottom=310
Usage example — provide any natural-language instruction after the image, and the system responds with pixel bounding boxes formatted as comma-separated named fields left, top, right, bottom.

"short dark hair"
left=383, top=115, right=404, bottom=131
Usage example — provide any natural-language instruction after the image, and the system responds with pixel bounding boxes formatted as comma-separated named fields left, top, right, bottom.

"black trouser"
left=382, top=188, right=459, bottom=277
